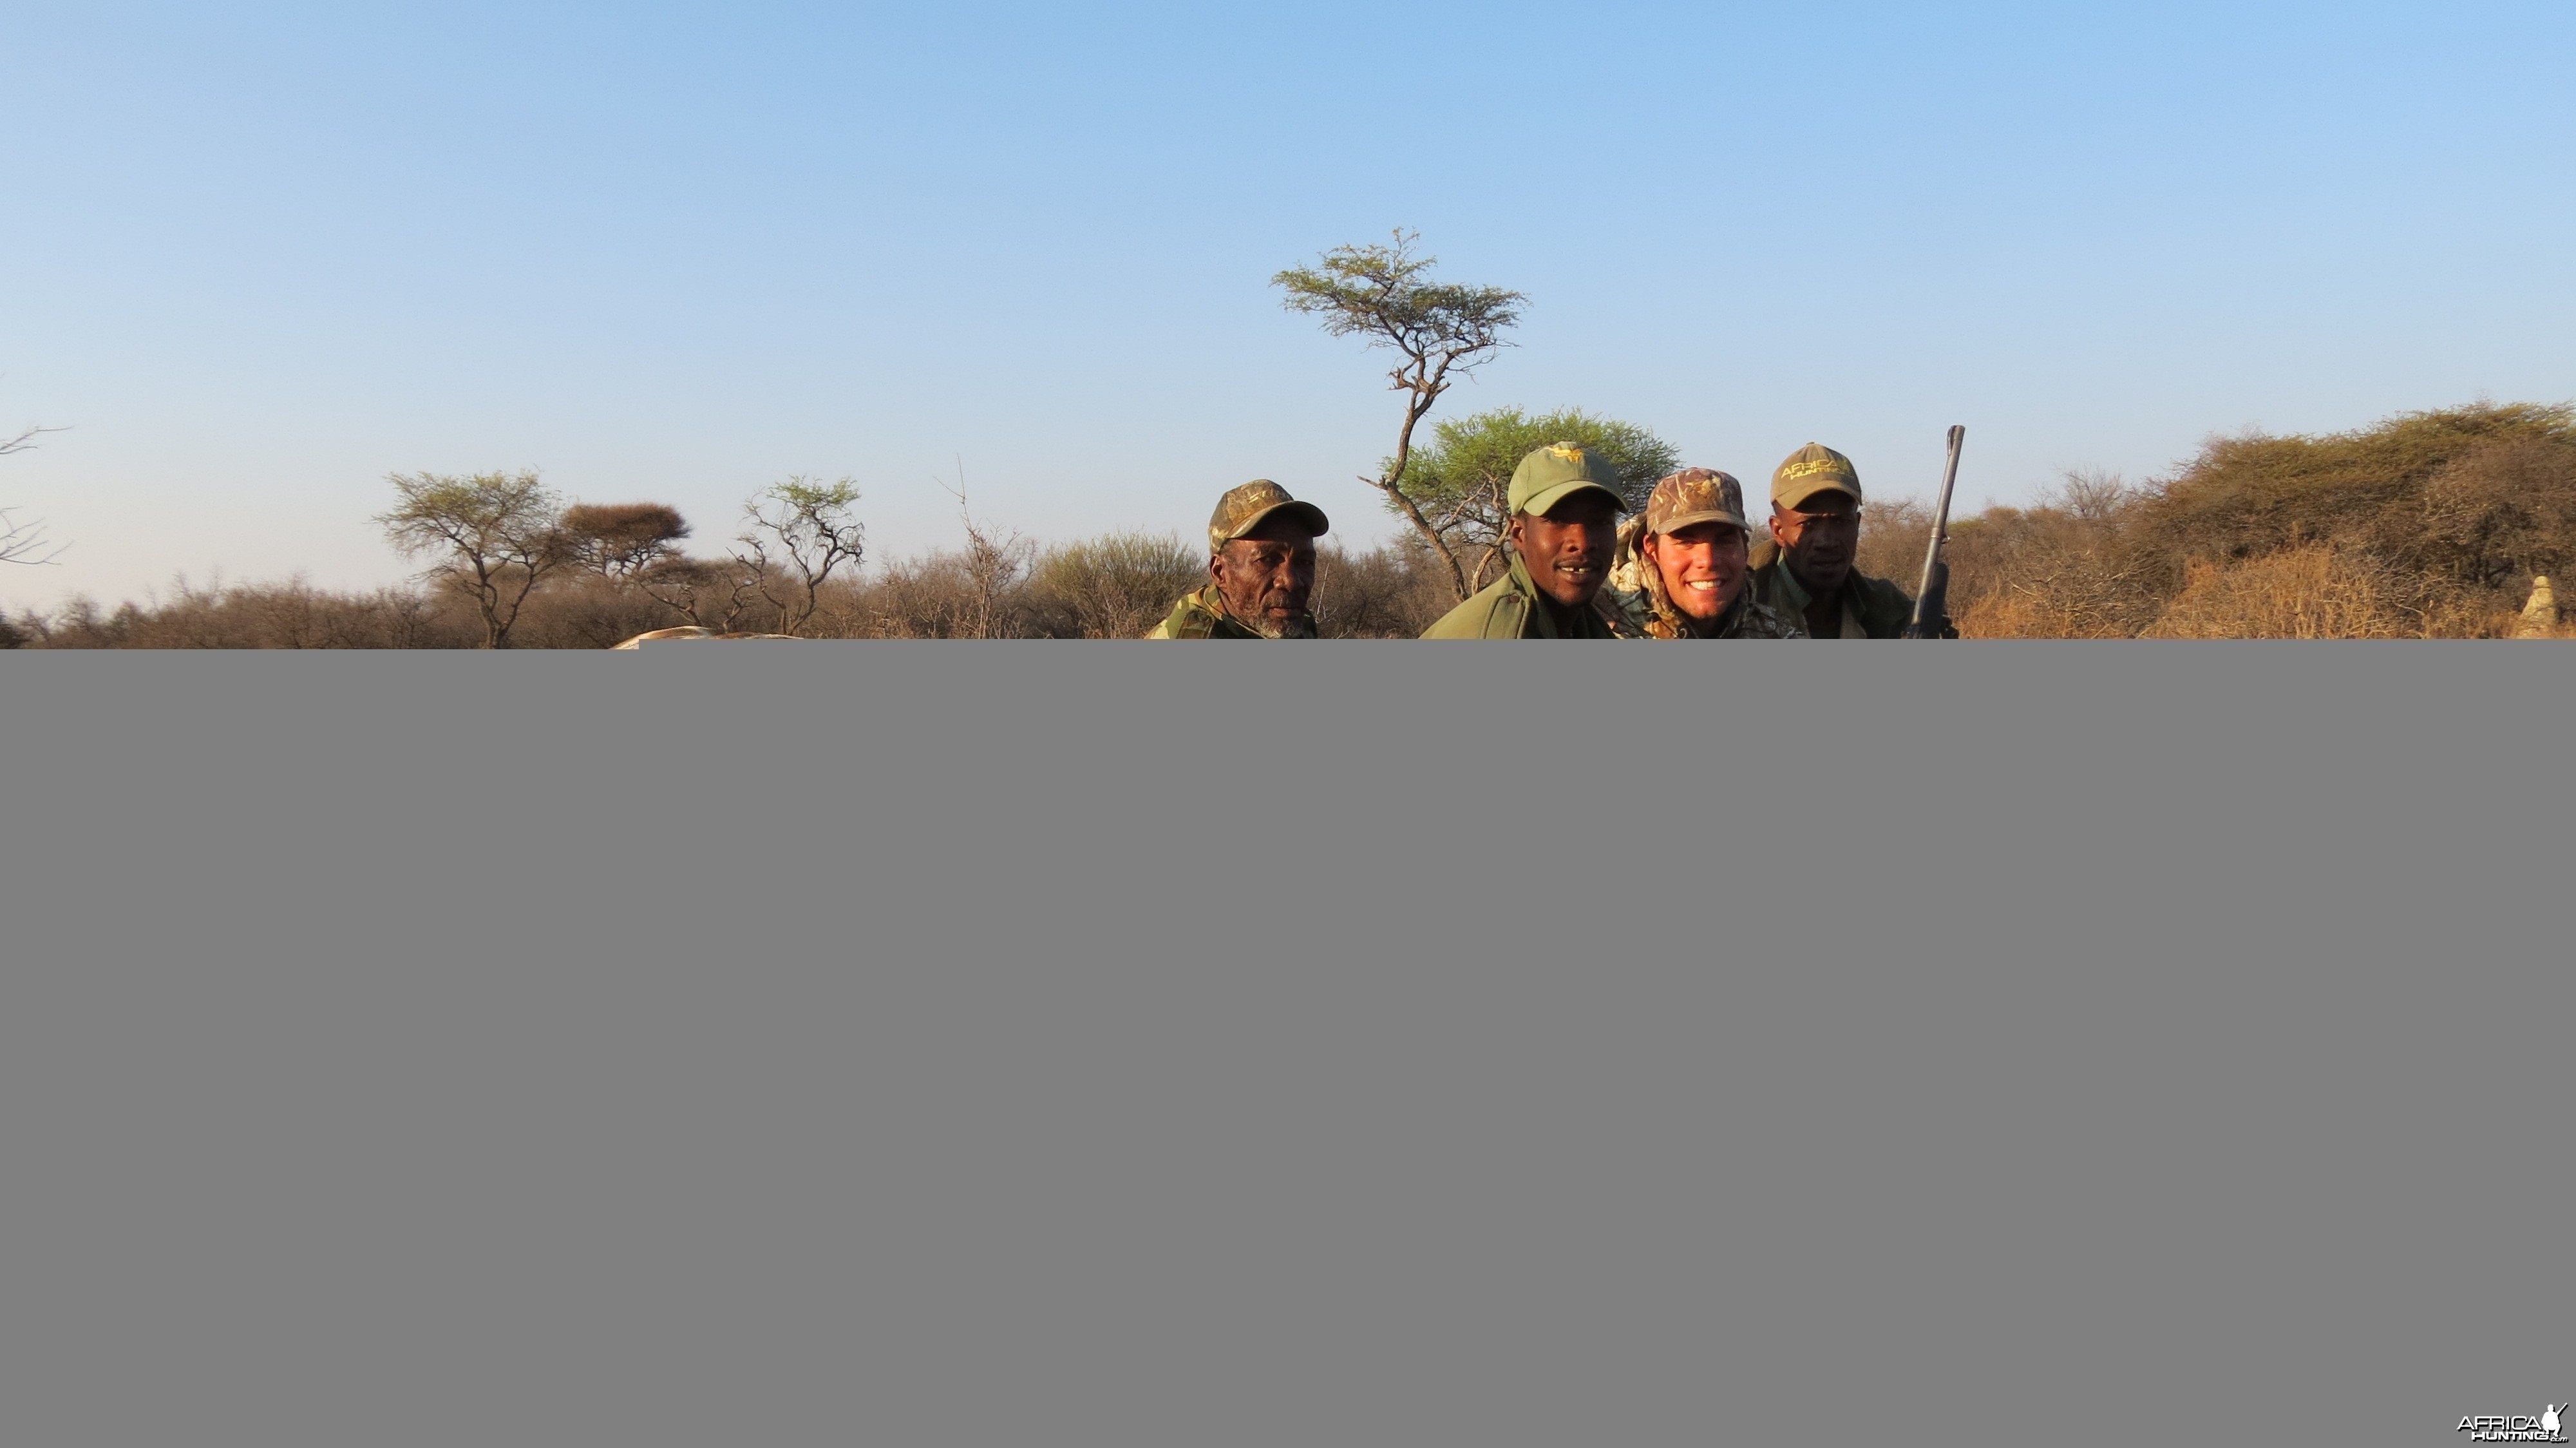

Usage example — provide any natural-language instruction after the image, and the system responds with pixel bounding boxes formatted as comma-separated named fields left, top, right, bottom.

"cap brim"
left=1220, top=499, right=1331, bottom=546
left=1774, top=479, right=1861, bottom=510
left=1519, top=481, right=1627, bottom=518
left=1651, top=510, right=1749, bottom=535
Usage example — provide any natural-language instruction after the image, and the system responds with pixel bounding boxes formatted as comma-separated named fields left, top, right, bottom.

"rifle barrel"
left=1904, top=426, right=1966, bottom=638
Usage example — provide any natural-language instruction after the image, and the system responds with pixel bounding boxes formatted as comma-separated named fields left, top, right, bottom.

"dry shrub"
left=2417, top=437, right=2576, bottom=591
left=10, top=576, right=477, bottom=649
left=507, top=576, right=694, bottom=649
left=2131, top=404, right=2570, bottom=576
left=1921, top=471, right=2157, bottom=638
left=862, top=546, right=1034, bottom=638
left=1852, top=495, right=1935, bottom=588
left=1312, top=541, right=1455, bottom=638
left=1027, top=532, right=1201, bottom=638
left=2140, top=544, right=2426, bottom=638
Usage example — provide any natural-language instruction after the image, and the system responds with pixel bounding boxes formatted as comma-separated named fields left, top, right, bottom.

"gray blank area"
left=2, top=643, right=2568, bottom=1448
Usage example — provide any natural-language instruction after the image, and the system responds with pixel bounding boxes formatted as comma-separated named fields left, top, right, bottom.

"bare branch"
left=733, top=476, right=865, bottom=636
left=0, top=505, right=66, bottom=566
left=0, top=423, right=67, bottom=457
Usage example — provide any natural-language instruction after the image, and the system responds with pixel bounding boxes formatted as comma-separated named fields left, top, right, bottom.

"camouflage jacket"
left=1745, top=543, right=1952, bottom=638
left=1144, top=584, right=1312, bottom=639
left=1602, top=519, right=1807, bottom=638
left=1420, top=553, right=1620, bottom=639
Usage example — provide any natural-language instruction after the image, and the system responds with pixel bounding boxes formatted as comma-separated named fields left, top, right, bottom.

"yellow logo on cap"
left=1549, top=446, right=1587, bottom=464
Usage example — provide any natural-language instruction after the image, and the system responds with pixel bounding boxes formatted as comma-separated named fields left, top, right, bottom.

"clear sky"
left=5, top=0, right=2571, bottom=609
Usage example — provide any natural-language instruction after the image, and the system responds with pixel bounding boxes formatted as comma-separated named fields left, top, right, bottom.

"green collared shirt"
left=1420, top=554, right=1620, bottom=639
left=1760, top=560, right=1868, bottom=638
left=1747, top=557, right=1939, bottom=639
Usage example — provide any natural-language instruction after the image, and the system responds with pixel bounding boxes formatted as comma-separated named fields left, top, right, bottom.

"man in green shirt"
left=1746, top=443, right=1953, bottom=639
left=1148, top=480, right=1331, bottom=638
left=1421, top=443, right=1627, bottom=638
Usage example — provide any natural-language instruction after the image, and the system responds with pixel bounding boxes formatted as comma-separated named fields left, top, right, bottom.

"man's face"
left=1510, top=492, right=1619, bottom=609
left=1770, top=491, right=1861, bottom=595
left=1641, top=520, right=1748, bottom=626
left=1211, top=516, right=1318, bottom=636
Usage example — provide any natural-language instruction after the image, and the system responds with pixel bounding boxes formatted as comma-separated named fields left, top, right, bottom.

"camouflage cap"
left=1771, top=443, right=1863, bottom=510
left=1508, top=442, right=1629, bottom=518
left=1642, top=468, right=1749, bottom=537
left=1207, top=480, right=1329, bottom=558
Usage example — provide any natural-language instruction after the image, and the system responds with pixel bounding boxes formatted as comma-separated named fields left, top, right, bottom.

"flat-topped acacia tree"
left=1274, top=231, right=1524, bottom=602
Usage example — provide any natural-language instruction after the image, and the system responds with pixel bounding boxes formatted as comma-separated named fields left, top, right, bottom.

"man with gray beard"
left=1148, top=481, right=1331, bottom=638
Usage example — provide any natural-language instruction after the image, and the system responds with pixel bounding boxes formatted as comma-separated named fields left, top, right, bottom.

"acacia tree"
left=1275, top=231, right=1525, bottom=600
left=561, top=502, right=692, bottom=585
left=735, top=477, right=866, bottom=636
left=375, top=470, right=569, bottom=648
left=1398, top=406, right=1679, bottom=591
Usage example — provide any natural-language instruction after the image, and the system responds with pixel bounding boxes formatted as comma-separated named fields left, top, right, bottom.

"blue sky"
left=5, top=0, right=2571, bottom=608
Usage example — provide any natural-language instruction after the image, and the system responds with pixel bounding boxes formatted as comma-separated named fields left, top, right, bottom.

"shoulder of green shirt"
left=1421, top=573, right=1532, bottom=638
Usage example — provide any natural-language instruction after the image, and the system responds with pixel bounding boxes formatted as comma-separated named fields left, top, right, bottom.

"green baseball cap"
left=1207, top=480, right=1329, bottom=558
left=1508, top=442, right=1628, bottom=518
left=1771, top=443, right=1862, bottom=510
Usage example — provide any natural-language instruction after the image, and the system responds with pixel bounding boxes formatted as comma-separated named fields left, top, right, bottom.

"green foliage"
left=1273, top=231, right=1525, bottom=362
left=374, top=470, right=567, bottom=647
left=767, top=477, right=862, bottom=514
left=1396, top=406, right=1680, bottom=584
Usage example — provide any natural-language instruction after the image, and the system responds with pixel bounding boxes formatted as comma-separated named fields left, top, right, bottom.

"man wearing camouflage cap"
left=1148, top=480, right=1331, bottom=638
left=1746, top=443, right=1954, bottom=639
left=1604, top=468, right=1806, bottom=639
left=1420, top=442, right=1625, bottom=638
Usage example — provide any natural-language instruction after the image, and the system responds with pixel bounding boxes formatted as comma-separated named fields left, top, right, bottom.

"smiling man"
left=1148, top=480, right=1329, bottom=638
left=1421, top=443, right=1626, bottom=638
left=1605, top=468, right=1806, bottom=639
left=1746, top=443, right=1952, bottom=639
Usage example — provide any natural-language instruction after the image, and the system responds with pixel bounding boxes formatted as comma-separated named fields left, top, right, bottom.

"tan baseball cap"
left=1642, top=468, right=1749, bottom=536
left=1207, top=480, right=1329, bottom=557
left=1771, top=443, right=1863, bottom=510
left=1508, top=442, right=1627, bottom=518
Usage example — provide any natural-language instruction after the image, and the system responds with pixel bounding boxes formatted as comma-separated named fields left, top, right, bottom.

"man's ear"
left=1767, top=507, right=1788, bottom=544
left=1207, top=551, right=1226, bottom=586
left=1505, top=514, right=1526, bottom=548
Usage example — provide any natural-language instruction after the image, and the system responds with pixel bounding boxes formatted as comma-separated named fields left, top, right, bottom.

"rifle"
left=1902, top=425, right=1965, bottom=639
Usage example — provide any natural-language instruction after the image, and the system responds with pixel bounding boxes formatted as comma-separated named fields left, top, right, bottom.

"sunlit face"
left=1509, top=493, right=1619, bottom=609
left=1211, top=515, right=1319, bottom=636
left=1770, top=491, right=1861, bottom=595
left=1641, top=520, right=1748, bottom=626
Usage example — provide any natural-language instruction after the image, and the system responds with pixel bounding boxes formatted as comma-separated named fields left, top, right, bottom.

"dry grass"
left=2139, top=544, right=2425, bottom=638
